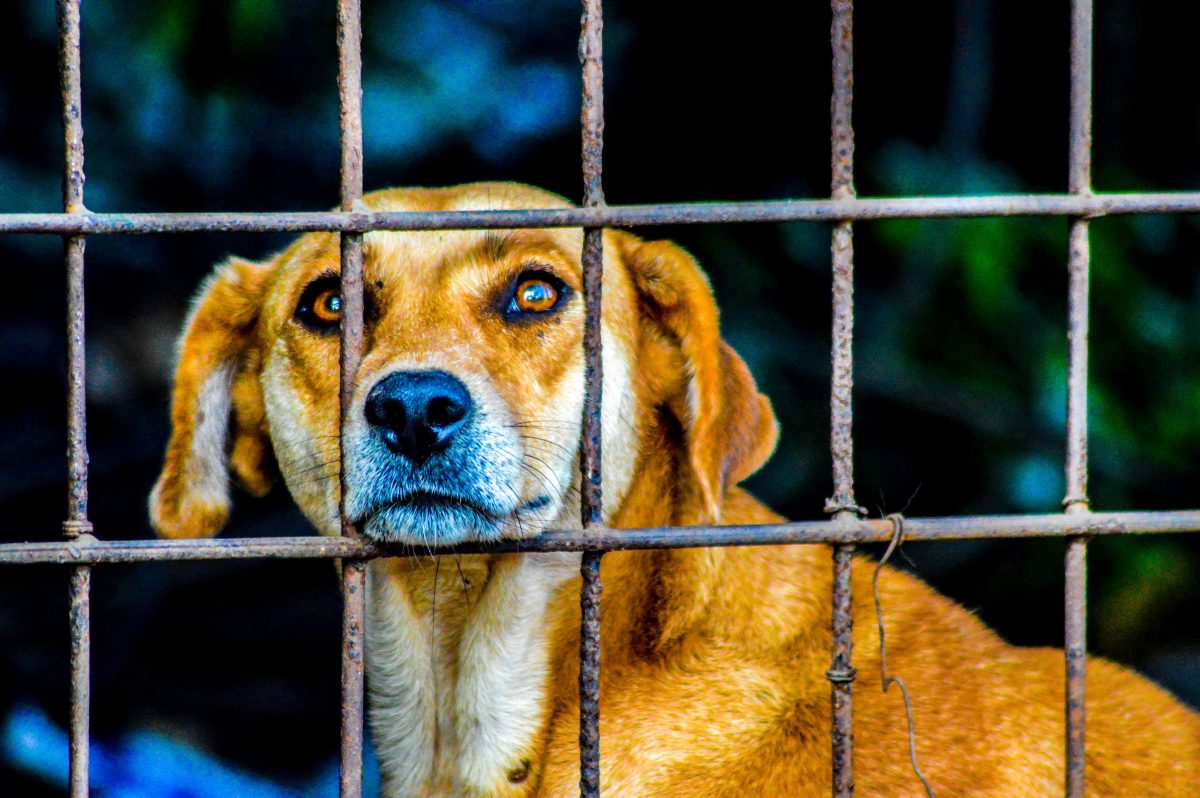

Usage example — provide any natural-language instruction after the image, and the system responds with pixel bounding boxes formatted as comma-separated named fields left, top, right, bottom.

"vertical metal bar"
left=67, top=564, right=90, bottom=798
left=1064, top=2, right=1092, bottom=796
left=826, top=2, right=858, bottom=796
left=578, top=1, right=605, bottom=796
left=1063, top=535, right=1087, bottom=796
left=336, top=1, right=366, bottom=797
left=57, top=2, right=92, bottom=796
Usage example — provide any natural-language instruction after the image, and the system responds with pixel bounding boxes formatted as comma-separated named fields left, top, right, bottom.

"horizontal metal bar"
left=4, top=510, right=1200, bottom=565
left=3, top=192, right=1200, bottom=236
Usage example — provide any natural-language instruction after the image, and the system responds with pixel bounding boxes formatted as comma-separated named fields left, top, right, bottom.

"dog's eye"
left=311, top=288, right=342, bottom=323
left=506, top=272, right=566, bottom=317
left=516, top=279, right=557, bottom=312
left=296, top=277, right=343, bottom=332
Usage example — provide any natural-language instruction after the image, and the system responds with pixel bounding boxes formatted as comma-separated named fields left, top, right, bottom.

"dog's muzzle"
left=343, top=369, right=530, bottom=545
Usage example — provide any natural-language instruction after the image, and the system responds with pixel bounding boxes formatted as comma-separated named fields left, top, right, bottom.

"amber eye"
left=311, top=288, right=342, bottom=324
left=516, top=279, right=557, bottom=312
left=295, top=275, right=343, bottom=332
left=506, top=271, right=567, bottom=319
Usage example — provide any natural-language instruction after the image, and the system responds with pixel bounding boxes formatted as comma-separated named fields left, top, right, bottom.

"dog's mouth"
left=356, top=491, right=553, bottom=545
left=387, top=490, right=495, bottom=516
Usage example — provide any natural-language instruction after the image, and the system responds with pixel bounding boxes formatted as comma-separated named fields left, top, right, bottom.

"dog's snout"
left=365, top=370, right=473, bottom=462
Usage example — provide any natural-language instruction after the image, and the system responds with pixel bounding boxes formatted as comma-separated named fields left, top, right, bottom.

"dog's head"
left=150, top=183, right=778, bottom=545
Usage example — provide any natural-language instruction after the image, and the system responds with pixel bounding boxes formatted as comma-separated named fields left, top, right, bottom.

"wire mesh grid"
left=4, top=0, right=1200, bottom=796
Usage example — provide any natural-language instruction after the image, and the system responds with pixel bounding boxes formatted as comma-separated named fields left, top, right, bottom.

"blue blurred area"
left=366, top=0, right=575, bottom=164
left=3, top=0, right=583, bottom=213
left=3, top=704, right=379, bottom=798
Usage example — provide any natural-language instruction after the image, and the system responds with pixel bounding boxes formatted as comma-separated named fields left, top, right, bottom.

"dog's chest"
left=367, top=555, right=577, bottom=798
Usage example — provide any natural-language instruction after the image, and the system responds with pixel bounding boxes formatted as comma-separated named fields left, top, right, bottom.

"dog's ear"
left=150, top=257, right=275, bottom=539
left=619, top=235, right=779, bottom=522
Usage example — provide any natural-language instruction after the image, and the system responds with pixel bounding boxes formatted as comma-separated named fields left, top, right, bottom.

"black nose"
left=365, top=370, right=473, bottom=462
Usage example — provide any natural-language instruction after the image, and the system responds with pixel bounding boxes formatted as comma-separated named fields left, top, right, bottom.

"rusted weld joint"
left=826, top=666, right=858, bottom=684
left=1062, top=494, right=1091, bottom=513
left=824, top=498, right=867, bottom=517
left=1071, top=188, right=1102, bottom=220
left=61, top=520, right=93, bottom=539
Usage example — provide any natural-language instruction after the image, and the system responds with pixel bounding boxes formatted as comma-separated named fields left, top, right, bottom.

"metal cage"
left=3, top=1, right=1200, bottom=796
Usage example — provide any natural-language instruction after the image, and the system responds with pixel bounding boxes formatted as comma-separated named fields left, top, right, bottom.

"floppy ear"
left=150, top=257, right=275, bottom=539
left=620, top=236, right=779, bottom=522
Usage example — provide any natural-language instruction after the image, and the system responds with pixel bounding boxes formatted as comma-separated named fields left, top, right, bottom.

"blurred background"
left=3, top=0, right=1200, bottom=794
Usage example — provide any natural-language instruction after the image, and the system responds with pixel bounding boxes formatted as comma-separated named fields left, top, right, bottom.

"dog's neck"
left=365, top=418, right=724, bottom=797
left=367, top=544, right=582, bottom=797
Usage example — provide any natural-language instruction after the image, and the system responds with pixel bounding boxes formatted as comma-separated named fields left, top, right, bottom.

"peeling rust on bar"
left=578, top=1, right=605, bottom=795
left=1064, top=218, right=1089, bottom=511
left=59, top=0, right=88, bottom=529
left=579, top=0, right=604, bottom=210
left=1069, top=0, right=1093, bottom=197
left=336, top=1, right=366, bottom=796
left=68, top=565, right=90, bottom=798
left=828, top=2, right=858, bottom=795
left=1064, top=535, right=1088, bottom=796
left=339, top=559, right=367, bottom=798
left=830, top=1, right=854, bottom=204
left=64, top=236, right=89, bottom=528
left=580, top=224, right=604, bottom=528
left=7, top=193, right=1200, bottom=236
left=57, top=0, right=84, bottom=215
left=826, top=220, right=858, bottom=517
left=1064, top=1, right=1093, bottom=794
left=829, top=541, right=856, bottom=797
left=57, top=2, right=91, bottom=796
left=579, top=550, right=603, bottom=797
left=337, top=1, right=364, bottom=210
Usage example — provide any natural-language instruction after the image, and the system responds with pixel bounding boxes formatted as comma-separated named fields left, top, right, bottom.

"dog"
left=150, top=182, right=1200, bottom=796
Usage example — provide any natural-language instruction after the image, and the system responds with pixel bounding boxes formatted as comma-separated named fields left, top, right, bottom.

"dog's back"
left=534, top=490, right=1200, bottom=796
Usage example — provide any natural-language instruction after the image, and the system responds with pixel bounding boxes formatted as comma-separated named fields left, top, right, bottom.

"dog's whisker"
left=281, top=458, right=342, bottom=481
left=519, top=454, right=567, bottom=495
left=273, top=449, right=341, bottom=472
left=285, top=472, right=342, bottom=492
left=518, top=434, right=578, bottom=459
left=452, top=554, right=474, bottom=612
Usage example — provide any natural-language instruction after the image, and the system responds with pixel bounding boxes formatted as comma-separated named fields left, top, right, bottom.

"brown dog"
left=151, top=183, right=1200, bottom=797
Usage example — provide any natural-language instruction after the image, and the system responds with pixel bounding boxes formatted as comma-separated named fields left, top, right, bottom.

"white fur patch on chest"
left=367, top=552, right=580, bottom=797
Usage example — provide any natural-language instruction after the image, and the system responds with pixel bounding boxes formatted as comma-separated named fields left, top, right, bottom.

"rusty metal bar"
left=66, top=563, right=90, bottom=798
left=1064, top=536, right=1087, bottom=795
left=827, top=2, right=858, bottom=794
left=8, top=192, right=1200, bottom=235
left=57, top=1, right=91, bottom=795
left=6, top=510, right=1200, bottom=565
left=336, top=1, right=366, bottom=796
left=1064, top=1, right=1093, bottom=795
left=59, top=0, right=87, bottom=533
left=577, top=0, right=605, bottom=795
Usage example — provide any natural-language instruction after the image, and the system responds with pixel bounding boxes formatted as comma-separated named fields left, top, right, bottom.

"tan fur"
left=152, top=182, right=1200, bottom=797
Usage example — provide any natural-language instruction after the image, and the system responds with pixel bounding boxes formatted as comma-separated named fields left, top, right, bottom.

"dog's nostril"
left=366, top=395, right=406, bottom=429
left=427, top=396, right=467, bottom=428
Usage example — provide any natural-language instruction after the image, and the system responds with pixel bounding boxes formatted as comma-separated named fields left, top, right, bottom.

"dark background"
left=3, top=0, right=1200, bottom=794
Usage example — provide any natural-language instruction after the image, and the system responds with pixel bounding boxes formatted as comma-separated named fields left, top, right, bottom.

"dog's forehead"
left=360, top=227, right=581, bottom=285
left=280, top=184, right=585, bottom=285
